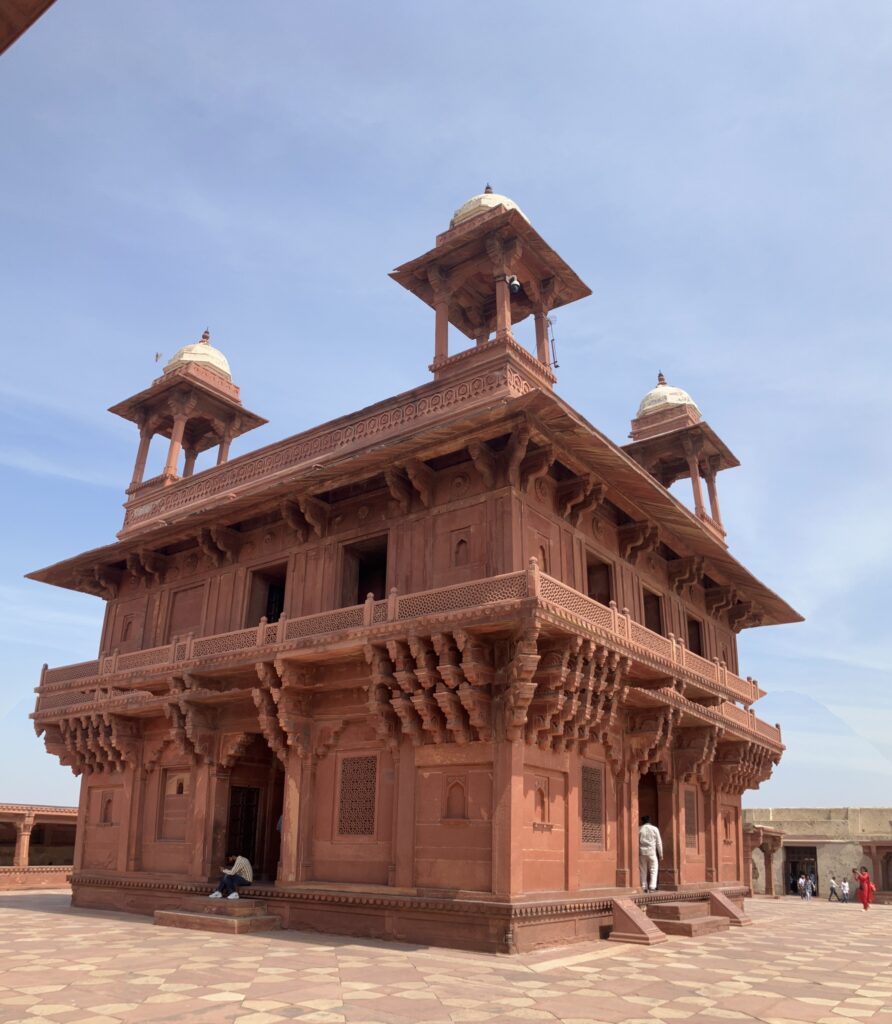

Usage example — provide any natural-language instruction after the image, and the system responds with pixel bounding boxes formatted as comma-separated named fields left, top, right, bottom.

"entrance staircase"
left=609, top=890, right=751, bottom=945
left=154, top=896, right=281, bottom=934
left=647, top=900, right=729, bottom=937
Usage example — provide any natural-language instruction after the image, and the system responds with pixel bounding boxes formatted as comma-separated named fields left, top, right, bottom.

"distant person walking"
left=853, top=866, right=875, bottom=912
left=804, top=875, right=815, bottom=901
left=638, top=815, right=663, bottom=893
left=797, top=873, right=806, bottom=899
left=841, top=878, right=850, bottom=903
left=828, top=875, right=840, bottom=901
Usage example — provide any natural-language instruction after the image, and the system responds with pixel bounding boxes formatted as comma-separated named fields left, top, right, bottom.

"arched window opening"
left=445, top=781, right=467, bottom=819
left=538, top=545, right=549, bottom=574
left=535, top=786, right=547, bottom=823
left=100, top=796, right=113, bottom=825
left=453, top=538, right=469, bottom=567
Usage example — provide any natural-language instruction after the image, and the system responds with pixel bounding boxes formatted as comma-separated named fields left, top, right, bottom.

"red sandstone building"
left=29, top=190, right=799, bottom=950
left=0, top=803, right=76, bottom=890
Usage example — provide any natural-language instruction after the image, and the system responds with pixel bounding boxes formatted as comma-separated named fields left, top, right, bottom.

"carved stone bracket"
left=297, top=495, right=329, bottom=539
left=667, top=556, right=705, bottom=595
left=713, top=740, right=778, bottom=794
left=618, top=521, right=660, bottom=564
left=467, top=440, right=498, bottom=488
left=520, top=445, right=555, bottom=492
left=626, top=706, right=680, bottom=778
left=405, top=459, right=435, bottom=509
left=673, top=725, right=719, bottom=785
left=728, top=601, right=764, bottom=633
left=705, top=586, right=737, bottom=616
left=280, top=498, right=310, bottom=543
left=384, top=467, right=414, bottom=514
left=557, top=474, right=606, bottom=526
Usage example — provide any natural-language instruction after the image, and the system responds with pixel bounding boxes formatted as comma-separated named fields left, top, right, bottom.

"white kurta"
left=638, top=823, right=663, bottom=891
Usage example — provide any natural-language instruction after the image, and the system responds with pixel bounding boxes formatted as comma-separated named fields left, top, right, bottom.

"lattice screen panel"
left=581, top=764, right=604, bottom=847
left=685, top=788, right=698, bottom=849
left=337, top=755, right=377, bottom=837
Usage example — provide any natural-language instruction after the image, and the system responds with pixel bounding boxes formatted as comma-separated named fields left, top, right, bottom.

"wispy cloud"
left=0, top=448, right=119, bottom=487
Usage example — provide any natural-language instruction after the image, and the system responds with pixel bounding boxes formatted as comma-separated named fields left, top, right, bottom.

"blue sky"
left=1, top=2, right=890, bottom=807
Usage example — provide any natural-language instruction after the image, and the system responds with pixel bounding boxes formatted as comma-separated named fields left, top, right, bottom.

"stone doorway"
left=225, top=735, right=284, bottom=882
left=638, top=772, right=659, bottom=829
left=785, top=845, right=818, bottom=896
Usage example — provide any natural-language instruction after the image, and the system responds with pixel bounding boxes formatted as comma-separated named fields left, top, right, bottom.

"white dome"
left=636, top=373, right=700, bottom=418
left=450, top=186, right=529, bottom=228
left=164, top=330, right=231, bottom=381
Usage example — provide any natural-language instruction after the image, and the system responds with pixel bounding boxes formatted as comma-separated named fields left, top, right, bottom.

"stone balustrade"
left=34, top=566, right=777, bottom=746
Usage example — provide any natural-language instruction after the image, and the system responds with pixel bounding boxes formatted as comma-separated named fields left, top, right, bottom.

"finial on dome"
left=200, top=328, right=210, bottom=345
left=657, top=371, right=666, bottom=386
left=484, top=183, right=493, bottom=194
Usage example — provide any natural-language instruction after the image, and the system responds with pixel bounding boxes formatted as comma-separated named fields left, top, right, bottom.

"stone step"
left=177, top=896, right=268, bottom=917
left=652, top=915, right=730, bottom=938
left=648, top=901, right=710, bottom=921
left=154, top=909, right=281, bottom=934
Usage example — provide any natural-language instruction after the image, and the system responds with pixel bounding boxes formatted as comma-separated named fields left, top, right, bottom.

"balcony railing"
left=35, top=565, right=769, bottom=730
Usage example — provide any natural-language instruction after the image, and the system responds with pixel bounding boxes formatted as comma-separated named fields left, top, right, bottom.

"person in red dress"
left=852, top=866, right=875, bottom=911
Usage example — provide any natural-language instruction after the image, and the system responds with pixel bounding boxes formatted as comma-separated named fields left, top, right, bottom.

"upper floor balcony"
left=33, top=563, right=778, bottom=749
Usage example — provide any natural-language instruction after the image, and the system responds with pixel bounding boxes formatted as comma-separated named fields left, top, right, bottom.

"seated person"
left=208, top=853, right=253, bottom=900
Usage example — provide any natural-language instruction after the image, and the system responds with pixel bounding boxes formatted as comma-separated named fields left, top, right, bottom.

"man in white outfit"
left=639, top=815, right=663, bottom=892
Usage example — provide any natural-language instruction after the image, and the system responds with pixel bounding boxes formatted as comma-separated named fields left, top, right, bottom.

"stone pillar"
left=494, top=276, right=512, bottom=340
left=492, top=740, right=524, bottom=896
left=296, top=754, right=316, bottom=881
left=703, top=788, right=719, bottom=883
left=704, top=456, right=723, bottom=528
left=277, top=750, right=302, bottom=885
left=126, top=769, right=148, bottom=872
left=199, top=768, right=231, bottom=880
left=73, top=780, right=89, bottom=873
left=762, top=843, right=777, bottom=896
left=534, top=308, right=549, bottom=365
left=217, top=425, right=233, bottom=466
left=182, top=448, right=198, bottom=478
left=615, top=768, right=638, bottom=889
left=657, top=780, right=682, bottom=888
left=392, top=741, right=416, bottom=888
left=434, top=298, right=450, bottom=363
left=163, top=413, right=188, bottom=478
left=131, top=425, right=153, bottom=487
left=14, top=817, right=34, bottom=867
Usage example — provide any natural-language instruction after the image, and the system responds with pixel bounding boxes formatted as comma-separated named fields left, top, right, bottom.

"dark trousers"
left=828, top=889, right=840, bottom=901
left=216, top=873, right=249, bottom=895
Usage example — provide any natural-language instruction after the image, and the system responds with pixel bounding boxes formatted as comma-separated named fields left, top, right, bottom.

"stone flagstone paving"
left=0, top=893, right=890, bottom=1024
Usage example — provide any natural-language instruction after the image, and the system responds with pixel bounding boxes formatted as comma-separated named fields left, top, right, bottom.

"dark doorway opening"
left=342, top=535, right=388, bottom=606
left=225, top=735, right=285, bottom=882
left=245, top=563, right=288, bottom=627
left=785, top=845, right=818, bottom=896
left=638, top=771, right=659, bottom=829
left=227, top=786, right=261, bottom=864
left=643, top=591, right=664, bottom=635
left=586, top=555, right=613, bottom=606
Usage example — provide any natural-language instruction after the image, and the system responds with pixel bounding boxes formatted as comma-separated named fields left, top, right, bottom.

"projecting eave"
left=516, top=388, right=802, bottom=627
left=26, top=364, right=801, bottom=627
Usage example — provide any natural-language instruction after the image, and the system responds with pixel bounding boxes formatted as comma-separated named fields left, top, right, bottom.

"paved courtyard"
left=0, top=894, right=889, bottom=1024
